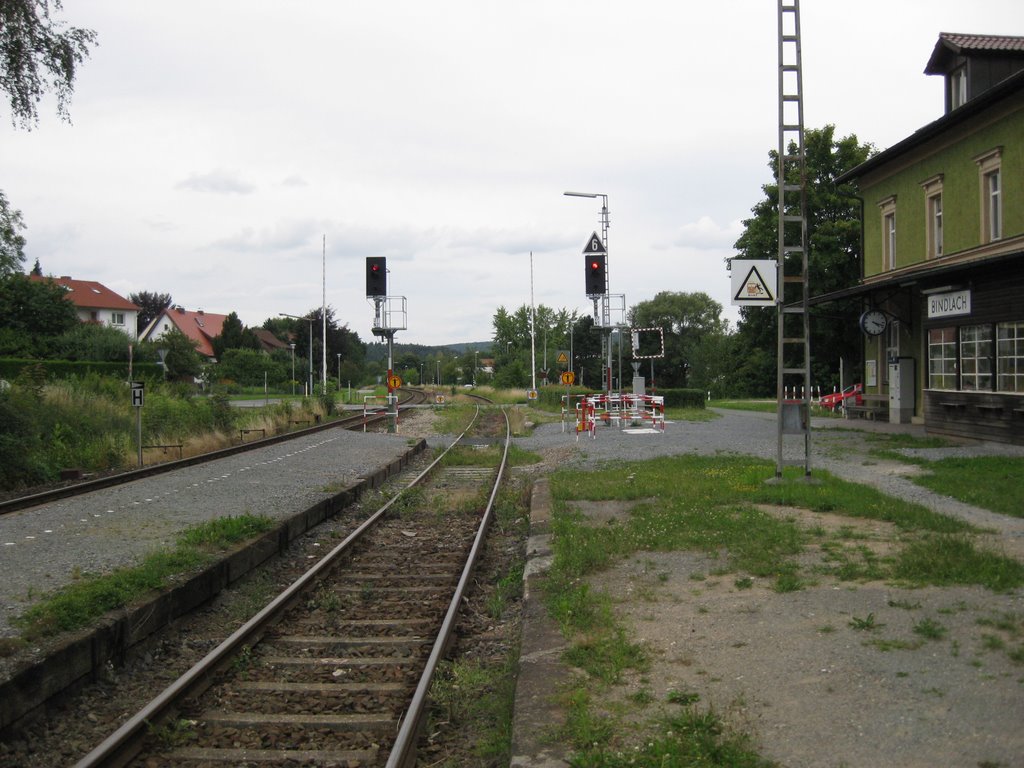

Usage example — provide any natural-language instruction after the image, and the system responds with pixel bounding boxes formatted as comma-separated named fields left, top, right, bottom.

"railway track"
left=0, top=388, right=430, bottom=517
left=71, top=404, right=510, bottom=768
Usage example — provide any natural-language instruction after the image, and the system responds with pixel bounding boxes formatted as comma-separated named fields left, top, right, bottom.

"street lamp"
left=289, top=342, right=295, bottom=395
left=280, top=313, right=313, bottom=396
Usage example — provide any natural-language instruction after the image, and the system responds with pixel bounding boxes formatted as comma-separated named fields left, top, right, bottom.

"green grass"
left=433, top=403, right=478, bottom=434
left=15, top=514, right=275, bottom=639
left=894, top=535, right=1024, bottom=592
left=910, top=456, right=1024, bottom=518
left=429, top=656, right=519, bottom=763
left=567, top=705, right=777, bottom=767
left=860, top=435, right=1024, bottom=518
left=709, top=399, right=777, bottom=413
left=664, top=406, right=720, bottom=422
left=440, top=442, right=541, bottom=467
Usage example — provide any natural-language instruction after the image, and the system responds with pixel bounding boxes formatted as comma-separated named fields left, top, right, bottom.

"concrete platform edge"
left=510, top=478, right=571, bottom=768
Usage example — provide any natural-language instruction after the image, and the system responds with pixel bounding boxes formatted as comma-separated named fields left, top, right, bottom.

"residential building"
left=29, top=275, right=141, bottom=340
left=141, top=306, right=227, bottom=361
left=822, top=33, right=1024, bottom=444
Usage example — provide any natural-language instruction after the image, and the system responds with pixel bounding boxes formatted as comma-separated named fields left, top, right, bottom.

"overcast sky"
left=5, top=1, right=1022, bottom=346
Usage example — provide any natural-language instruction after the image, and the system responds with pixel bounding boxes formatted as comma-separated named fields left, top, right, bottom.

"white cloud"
left=175, top=170, right=256, bottom=195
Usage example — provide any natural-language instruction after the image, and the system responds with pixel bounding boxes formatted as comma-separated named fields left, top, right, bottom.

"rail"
left=72, top=402, right=509, bottom=768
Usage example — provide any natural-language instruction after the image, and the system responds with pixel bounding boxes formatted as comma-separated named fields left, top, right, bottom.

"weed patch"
left=894, top=535, right=1024, bottom=592
left=14, top=514, right=274, bottom=639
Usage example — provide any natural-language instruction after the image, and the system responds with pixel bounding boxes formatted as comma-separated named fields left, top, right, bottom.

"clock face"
left=860, top=309, right=887, bottom=336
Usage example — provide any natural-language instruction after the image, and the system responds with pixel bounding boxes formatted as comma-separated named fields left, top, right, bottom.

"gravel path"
left=0, top=427, right=419, bottom=639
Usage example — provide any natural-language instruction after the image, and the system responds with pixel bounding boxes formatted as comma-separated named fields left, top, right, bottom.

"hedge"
left=0, top=358, right=163, bottom=381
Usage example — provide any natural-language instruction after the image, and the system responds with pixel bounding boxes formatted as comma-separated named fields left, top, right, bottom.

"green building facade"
left=824, top=34, right=1024, bottom=444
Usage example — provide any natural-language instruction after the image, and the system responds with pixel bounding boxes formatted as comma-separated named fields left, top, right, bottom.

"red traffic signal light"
left=366, top=257, right=387, bottom=297
left=585, top=253, right=606, bottom=295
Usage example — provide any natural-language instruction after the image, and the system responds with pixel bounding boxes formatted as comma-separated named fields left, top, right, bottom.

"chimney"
left=175, top=305, right=185, bottom=314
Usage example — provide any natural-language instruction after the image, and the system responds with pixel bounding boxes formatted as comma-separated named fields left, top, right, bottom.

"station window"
left=927, top=327, right=957, bottom=390
left=878, top=196, right=897, bottom=271
left=975, top=148, right=1002, bottom=244
left=950, top=67, right=967, bottom=109
left=997, top=322, right=1024, bottom=393
left=921, top=175, right=943, bottom=259
left=959, top=325, right=993, bottom=392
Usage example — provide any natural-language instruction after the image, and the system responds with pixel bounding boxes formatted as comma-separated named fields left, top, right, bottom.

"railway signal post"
left=565, top=191, right=627, bottom=396
left=366, top=257, right=407, bottom=433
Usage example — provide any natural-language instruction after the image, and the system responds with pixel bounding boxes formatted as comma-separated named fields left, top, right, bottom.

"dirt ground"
left=580, top=498, right=1024, bottom=768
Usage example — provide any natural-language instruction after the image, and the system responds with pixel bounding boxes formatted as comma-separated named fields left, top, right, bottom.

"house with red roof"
left=140, top=306, right=228, bottom=361
left=29, top=275, right=141, bottom=340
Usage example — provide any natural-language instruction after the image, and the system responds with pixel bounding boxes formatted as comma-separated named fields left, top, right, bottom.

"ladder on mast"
left=776, top=0, right=812, bottom=478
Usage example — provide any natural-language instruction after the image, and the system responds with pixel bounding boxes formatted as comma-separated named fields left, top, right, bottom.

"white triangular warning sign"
left=730, top=260, right=777, bottom=306
left=581, top=231, right=606, bottom=255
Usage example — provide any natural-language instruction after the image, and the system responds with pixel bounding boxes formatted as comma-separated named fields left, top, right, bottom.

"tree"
left=269, top=308, right=366, bottom=390
left=1, top=0, right=98, bottom=129
left=492, top=303, right=579, bottom=387
left=0, top=191, right=27, bottom=277
left=211, top=311, right=260, bottom=360
left=0, top=272, right=78, bottom=355
left=627, top=291, right=729, bottom=390
left=730, top=125, right=875, bottom=396
left=1, top=1, right=97, bottom=281
left=160, top=328, right=202, bottom=380
left=129, top=291, right=173, bottom=335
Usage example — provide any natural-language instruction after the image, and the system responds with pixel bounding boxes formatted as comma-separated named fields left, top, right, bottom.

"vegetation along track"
left=0, top=388, right=429, bottom=516
left=72, top=403, right=510, bottom=768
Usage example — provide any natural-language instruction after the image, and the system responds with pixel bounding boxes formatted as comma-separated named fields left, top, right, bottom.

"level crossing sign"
left=560, top=370, right=575, bottom=386
left=387, top=374, right=403, bottom=389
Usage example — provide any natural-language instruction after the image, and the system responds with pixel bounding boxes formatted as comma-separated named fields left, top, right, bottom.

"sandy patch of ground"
left=582, top=500, right=1024, bottom=768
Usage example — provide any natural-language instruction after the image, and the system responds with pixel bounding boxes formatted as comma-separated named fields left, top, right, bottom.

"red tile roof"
left=29, top=275, right=139, bottom=311
left=158, top=307, right=228, bottom=358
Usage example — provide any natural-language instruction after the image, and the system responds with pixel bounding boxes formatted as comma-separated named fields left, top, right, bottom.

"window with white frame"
left=950, top=67, right=967, bottom=109
left=928, top=328, right=957, bottom=390
left=879, top=196, right=897, bottom=271
left=921, top=175, right=943, bottom=259
left=997, top=321, right=1024, bottom=393
left=959, top=324, right=993, bottom=392
left=111, top=312, right=125, bottom=326
left=986, top=169, right=1001, bottom=241
left=975, top=148, right=1002, bottom=244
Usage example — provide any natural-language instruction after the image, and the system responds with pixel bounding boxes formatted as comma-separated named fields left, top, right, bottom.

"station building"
left=818, top=33, right=1024, bottom=445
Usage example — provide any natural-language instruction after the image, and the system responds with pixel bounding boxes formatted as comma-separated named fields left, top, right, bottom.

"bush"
left=654, top=388, right=706, bottom=408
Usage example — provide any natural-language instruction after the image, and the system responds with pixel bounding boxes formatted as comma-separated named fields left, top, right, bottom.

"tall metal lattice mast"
left=776, top=0, right=812, bottom=477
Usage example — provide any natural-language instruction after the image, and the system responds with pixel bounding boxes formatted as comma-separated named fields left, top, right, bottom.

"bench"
left=845, top=394, right=888, bottom=421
